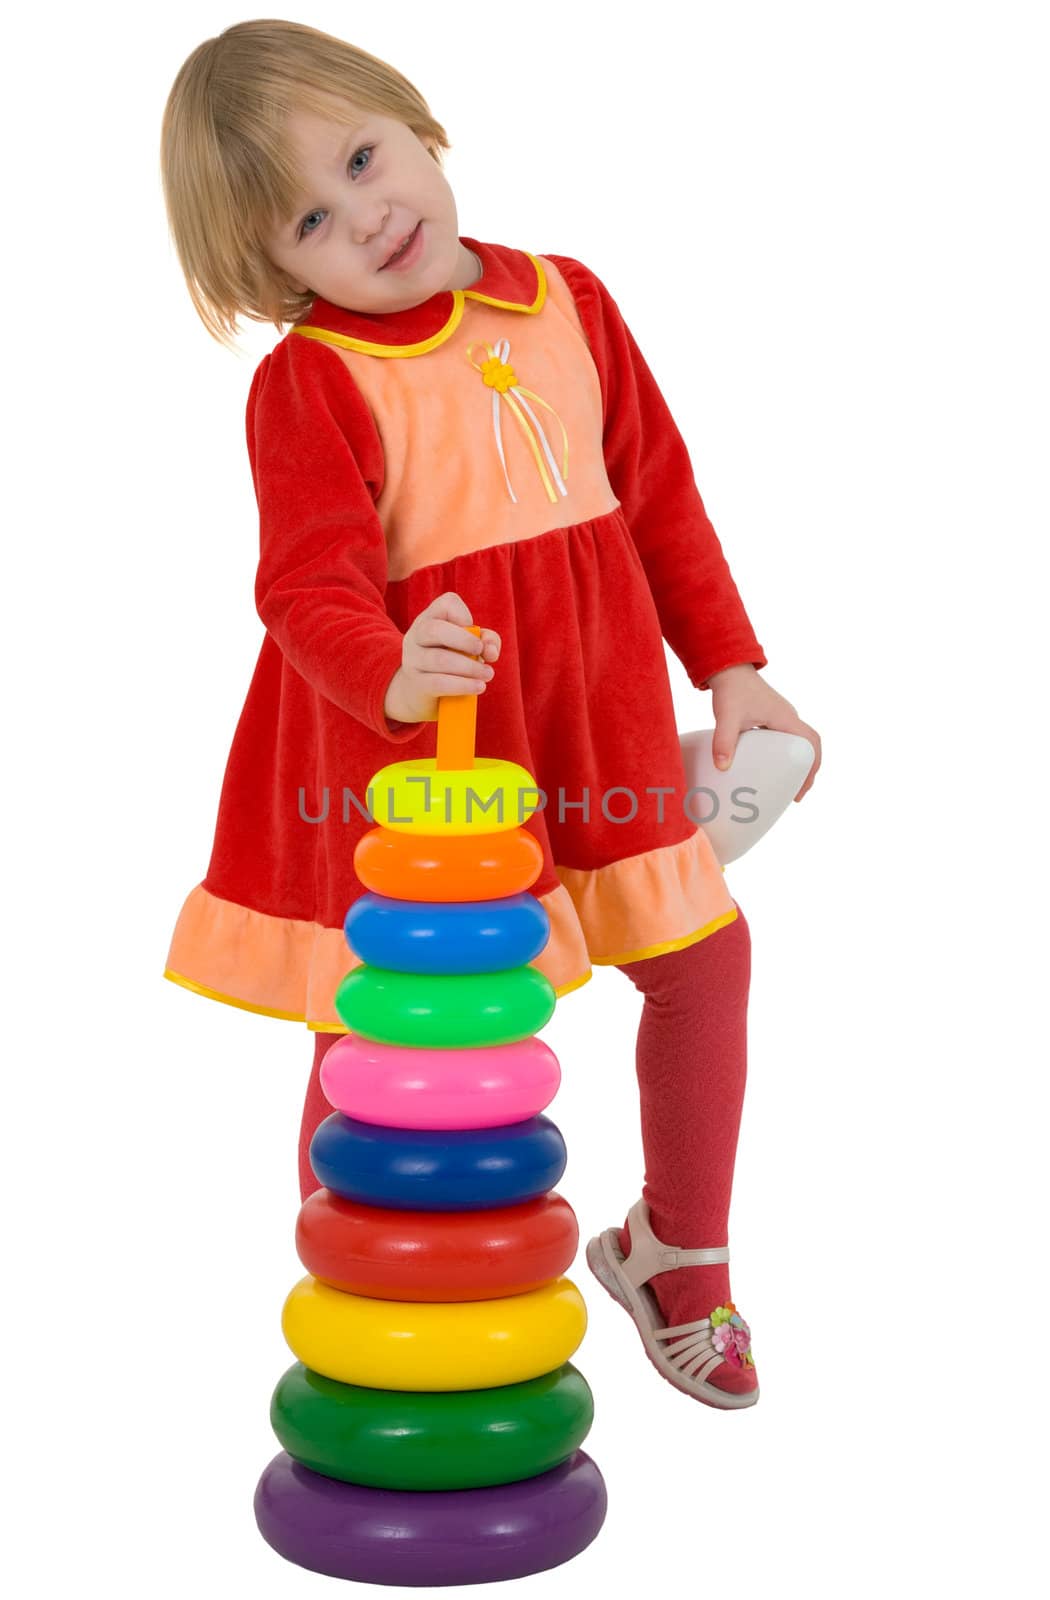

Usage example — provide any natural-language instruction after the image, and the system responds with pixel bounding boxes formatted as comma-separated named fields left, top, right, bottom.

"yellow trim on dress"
left=163, top=967, right=305, bottom=1023
left=591, top=907, right=739, bottom=967
left=291, top=254, right=547, bottom=359
left=552, top=968, right=592, bottom=1000
left=464, top=256, right=546, bottom=316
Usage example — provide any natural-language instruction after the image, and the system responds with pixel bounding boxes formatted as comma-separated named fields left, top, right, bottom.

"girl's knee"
left=718, top=904, right=751, bottom=987
left=725, top=903, right=750, bottom=956
left=615, top=905, right=750, bottom=1000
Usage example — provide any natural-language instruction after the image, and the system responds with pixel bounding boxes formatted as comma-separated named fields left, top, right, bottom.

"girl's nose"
left=354, top=206, right=390, bottom=247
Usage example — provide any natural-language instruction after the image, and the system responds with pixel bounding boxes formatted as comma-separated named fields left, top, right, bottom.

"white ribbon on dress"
left=465, top=338, right=570, bottom=505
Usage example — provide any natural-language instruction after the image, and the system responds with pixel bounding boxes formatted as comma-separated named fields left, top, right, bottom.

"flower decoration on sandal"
left=710, top=1303, right=755, bottom=1368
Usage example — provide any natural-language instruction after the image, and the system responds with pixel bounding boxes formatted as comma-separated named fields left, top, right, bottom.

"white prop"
left=678, top=728, right=816, bottom=866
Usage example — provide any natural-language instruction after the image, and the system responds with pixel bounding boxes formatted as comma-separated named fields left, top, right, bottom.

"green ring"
left=335, top=965, right=556, bottom=1047
left=270, top=1361, right=594, bottom=1490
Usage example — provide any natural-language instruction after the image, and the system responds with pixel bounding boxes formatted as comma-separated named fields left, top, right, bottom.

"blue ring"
left=345, top=893, right=551, bottom=974
left=309, top=1114, right=567, bottom=1211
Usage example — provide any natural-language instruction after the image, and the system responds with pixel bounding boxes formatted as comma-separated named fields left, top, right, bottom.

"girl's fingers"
left=422, top=619, right=487, bottom=656
left=422, top=591, right=475, bottom=630
left=426, top=674, right=489, bottom=695
left=408, top=644, right=494, bottom=678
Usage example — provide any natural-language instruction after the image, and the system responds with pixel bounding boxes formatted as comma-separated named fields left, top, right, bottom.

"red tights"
left=298, top=905, right=751, bottom=1330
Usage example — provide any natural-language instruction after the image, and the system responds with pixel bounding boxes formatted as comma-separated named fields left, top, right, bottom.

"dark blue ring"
left=309, top=1113, right=567, bottom=1211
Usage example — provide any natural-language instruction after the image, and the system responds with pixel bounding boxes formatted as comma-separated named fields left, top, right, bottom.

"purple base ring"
left=254, top=1447, right=607, bottom=1585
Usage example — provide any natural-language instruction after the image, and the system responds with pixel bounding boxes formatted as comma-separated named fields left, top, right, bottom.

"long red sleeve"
left=546, top=254, right=767, bottom=691
left=247, top=333, right=423, bottom=742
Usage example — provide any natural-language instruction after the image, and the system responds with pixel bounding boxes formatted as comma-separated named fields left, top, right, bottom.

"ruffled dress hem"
left=163, top=826, right=737, bottom=1031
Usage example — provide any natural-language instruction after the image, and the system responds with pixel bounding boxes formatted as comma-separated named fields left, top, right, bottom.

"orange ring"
left=353, top=825, right=543, bottom=902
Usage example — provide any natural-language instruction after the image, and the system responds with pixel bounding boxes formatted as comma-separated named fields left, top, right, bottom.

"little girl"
left=160, top=19, right=820, bottom=1410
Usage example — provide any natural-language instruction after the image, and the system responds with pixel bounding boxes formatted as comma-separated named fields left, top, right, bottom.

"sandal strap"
left=620, top=1198, right=730, bottom=1289
left=655, top=1320, right=726, bottom=1383
left=654, top=1316, right=714, bottom=1340
left=655, top=1246, right=730, bottom=1269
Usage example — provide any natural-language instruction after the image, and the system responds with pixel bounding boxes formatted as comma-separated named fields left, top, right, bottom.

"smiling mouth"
left=380, top=222, right=420, bottom=269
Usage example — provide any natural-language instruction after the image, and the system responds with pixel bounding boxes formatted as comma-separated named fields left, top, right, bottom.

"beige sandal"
left=586, top=1198, right=759, bottom=1410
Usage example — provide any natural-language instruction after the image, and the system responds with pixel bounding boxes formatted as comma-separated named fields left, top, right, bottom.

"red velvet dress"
left=164, top=237, right=766, bottom=1029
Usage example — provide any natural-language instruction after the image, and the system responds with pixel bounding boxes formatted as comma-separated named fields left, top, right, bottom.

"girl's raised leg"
left=612, top=905, right=754, bottom=1394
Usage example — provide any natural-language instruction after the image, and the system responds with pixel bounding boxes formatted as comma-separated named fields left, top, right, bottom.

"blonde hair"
left=160, top=19, right=451, bottom=350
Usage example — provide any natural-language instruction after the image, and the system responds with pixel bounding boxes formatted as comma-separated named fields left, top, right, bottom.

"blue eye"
left=297, top=145, right=374, bottom=239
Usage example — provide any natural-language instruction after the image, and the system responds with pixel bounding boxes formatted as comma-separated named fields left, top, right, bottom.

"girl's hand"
left=706, top=664, right=822, bottom=801
left=384, top=591, right=501, bottom=724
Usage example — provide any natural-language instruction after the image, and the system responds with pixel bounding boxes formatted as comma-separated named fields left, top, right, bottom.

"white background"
left=4, top=2, right=1047, bottom=1595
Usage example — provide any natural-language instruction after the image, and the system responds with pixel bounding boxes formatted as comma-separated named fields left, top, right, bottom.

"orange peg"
left=436, top=624, right=483, bottom=772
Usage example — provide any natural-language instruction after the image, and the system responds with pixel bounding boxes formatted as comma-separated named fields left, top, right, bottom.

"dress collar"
left=290, top=237, right=546, bottom=359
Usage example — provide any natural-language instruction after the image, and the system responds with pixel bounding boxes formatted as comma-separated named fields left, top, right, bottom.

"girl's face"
left=264, top=104, right=479, bottom=312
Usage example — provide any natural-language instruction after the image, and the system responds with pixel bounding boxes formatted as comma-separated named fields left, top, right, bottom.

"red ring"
left=296, top=1191, right=579, bottom=1301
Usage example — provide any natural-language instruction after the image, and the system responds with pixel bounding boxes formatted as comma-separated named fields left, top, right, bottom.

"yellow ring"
left=367, top=756, right=540, bottom=837
left=281, top=1275, right=587, bottom=1391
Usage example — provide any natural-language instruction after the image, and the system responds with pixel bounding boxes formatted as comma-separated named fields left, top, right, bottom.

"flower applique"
left=710, top=1302, right=755, bottom=1368
left=466, top=337, right=569, bottom=506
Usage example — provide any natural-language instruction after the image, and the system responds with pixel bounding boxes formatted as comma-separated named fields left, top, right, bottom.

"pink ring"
left=320, top=1035, right=561, bottom=1129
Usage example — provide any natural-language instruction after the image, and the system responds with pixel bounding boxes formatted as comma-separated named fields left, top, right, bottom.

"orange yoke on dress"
left=164, top=237, right=767, bottom=1030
